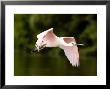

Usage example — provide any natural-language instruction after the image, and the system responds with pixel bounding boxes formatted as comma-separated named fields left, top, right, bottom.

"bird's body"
left=34, top=28, right=84, bottom=67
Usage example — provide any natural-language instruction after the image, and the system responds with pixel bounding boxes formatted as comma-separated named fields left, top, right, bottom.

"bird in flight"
left=33, top=28, right=84, bottom=67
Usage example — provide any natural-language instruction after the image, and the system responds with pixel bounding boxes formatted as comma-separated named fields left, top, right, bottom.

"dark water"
left=14, top=49, right=97, bottom=76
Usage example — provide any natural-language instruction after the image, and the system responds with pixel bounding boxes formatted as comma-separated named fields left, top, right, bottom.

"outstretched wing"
left=60, top=37, right=79, bottom=67
left=36, top=28, right=57, bottom=47
left=43, top=29, right=57, bottom=46
left=37, top=28, right=53, bottom=39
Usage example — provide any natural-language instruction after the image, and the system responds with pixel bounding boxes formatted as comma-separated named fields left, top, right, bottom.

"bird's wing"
left=37, top=28, right=53, bottom=39
left=36, top=28, right=57, bottom=46
left=43, top=28, right=57, bottom=43
left=60, top=37, right=79, bottom=67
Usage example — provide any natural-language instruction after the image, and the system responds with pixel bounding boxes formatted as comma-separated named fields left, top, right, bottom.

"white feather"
left=58, top=37, right=79, bottom=66
left=35, top=28, right=80, bottom=67
left=37, top=28, right=53, bottom=39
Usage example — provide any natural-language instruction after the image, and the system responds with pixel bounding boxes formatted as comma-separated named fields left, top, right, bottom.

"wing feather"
left=60, top=37, right=79, bottom=67
left=36, top=28, right=57, bottom=47
left=63, top=46, right=79, bottom=67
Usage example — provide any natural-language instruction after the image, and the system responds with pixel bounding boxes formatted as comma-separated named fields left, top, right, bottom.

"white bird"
left=33, top=28, right=84, bottom=67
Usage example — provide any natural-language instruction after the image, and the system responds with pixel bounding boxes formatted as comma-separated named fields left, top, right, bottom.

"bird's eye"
left=42, top=41, right=44, bottom=42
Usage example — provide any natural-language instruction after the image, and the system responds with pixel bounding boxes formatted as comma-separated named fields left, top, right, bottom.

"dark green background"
left=14, top=14, right=97, bottom=76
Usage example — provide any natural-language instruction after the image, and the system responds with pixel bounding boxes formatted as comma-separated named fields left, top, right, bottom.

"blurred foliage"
left=14, top=14, right=97, bottom=76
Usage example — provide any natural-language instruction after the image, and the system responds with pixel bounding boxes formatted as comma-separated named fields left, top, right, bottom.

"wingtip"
left=51, top=27, right=53, bottom=30
left=49, top=28, right=53, bottom=31
left=37, top=28, right=54, bottom=38
left=70, top=61, right=79, bottom=67
left=72, top=64, right=79, bottom=67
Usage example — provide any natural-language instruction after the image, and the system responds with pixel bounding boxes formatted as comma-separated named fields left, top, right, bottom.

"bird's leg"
left=72, top=42, right=84, bottom=46
left=76, top=44, right=84, bottom=46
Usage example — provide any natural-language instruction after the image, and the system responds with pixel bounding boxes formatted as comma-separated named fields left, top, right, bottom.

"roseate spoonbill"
left=33, top=28, right=84, bottom=67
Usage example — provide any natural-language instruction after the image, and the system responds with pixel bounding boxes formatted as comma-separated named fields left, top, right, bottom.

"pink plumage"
left=35, top=28, right=83, bottom=67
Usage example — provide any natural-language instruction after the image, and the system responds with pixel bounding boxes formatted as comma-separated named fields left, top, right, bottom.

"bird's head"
left=32, top=42, right=47, bottom=53
left=34, top=38, right=47, bottom=52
